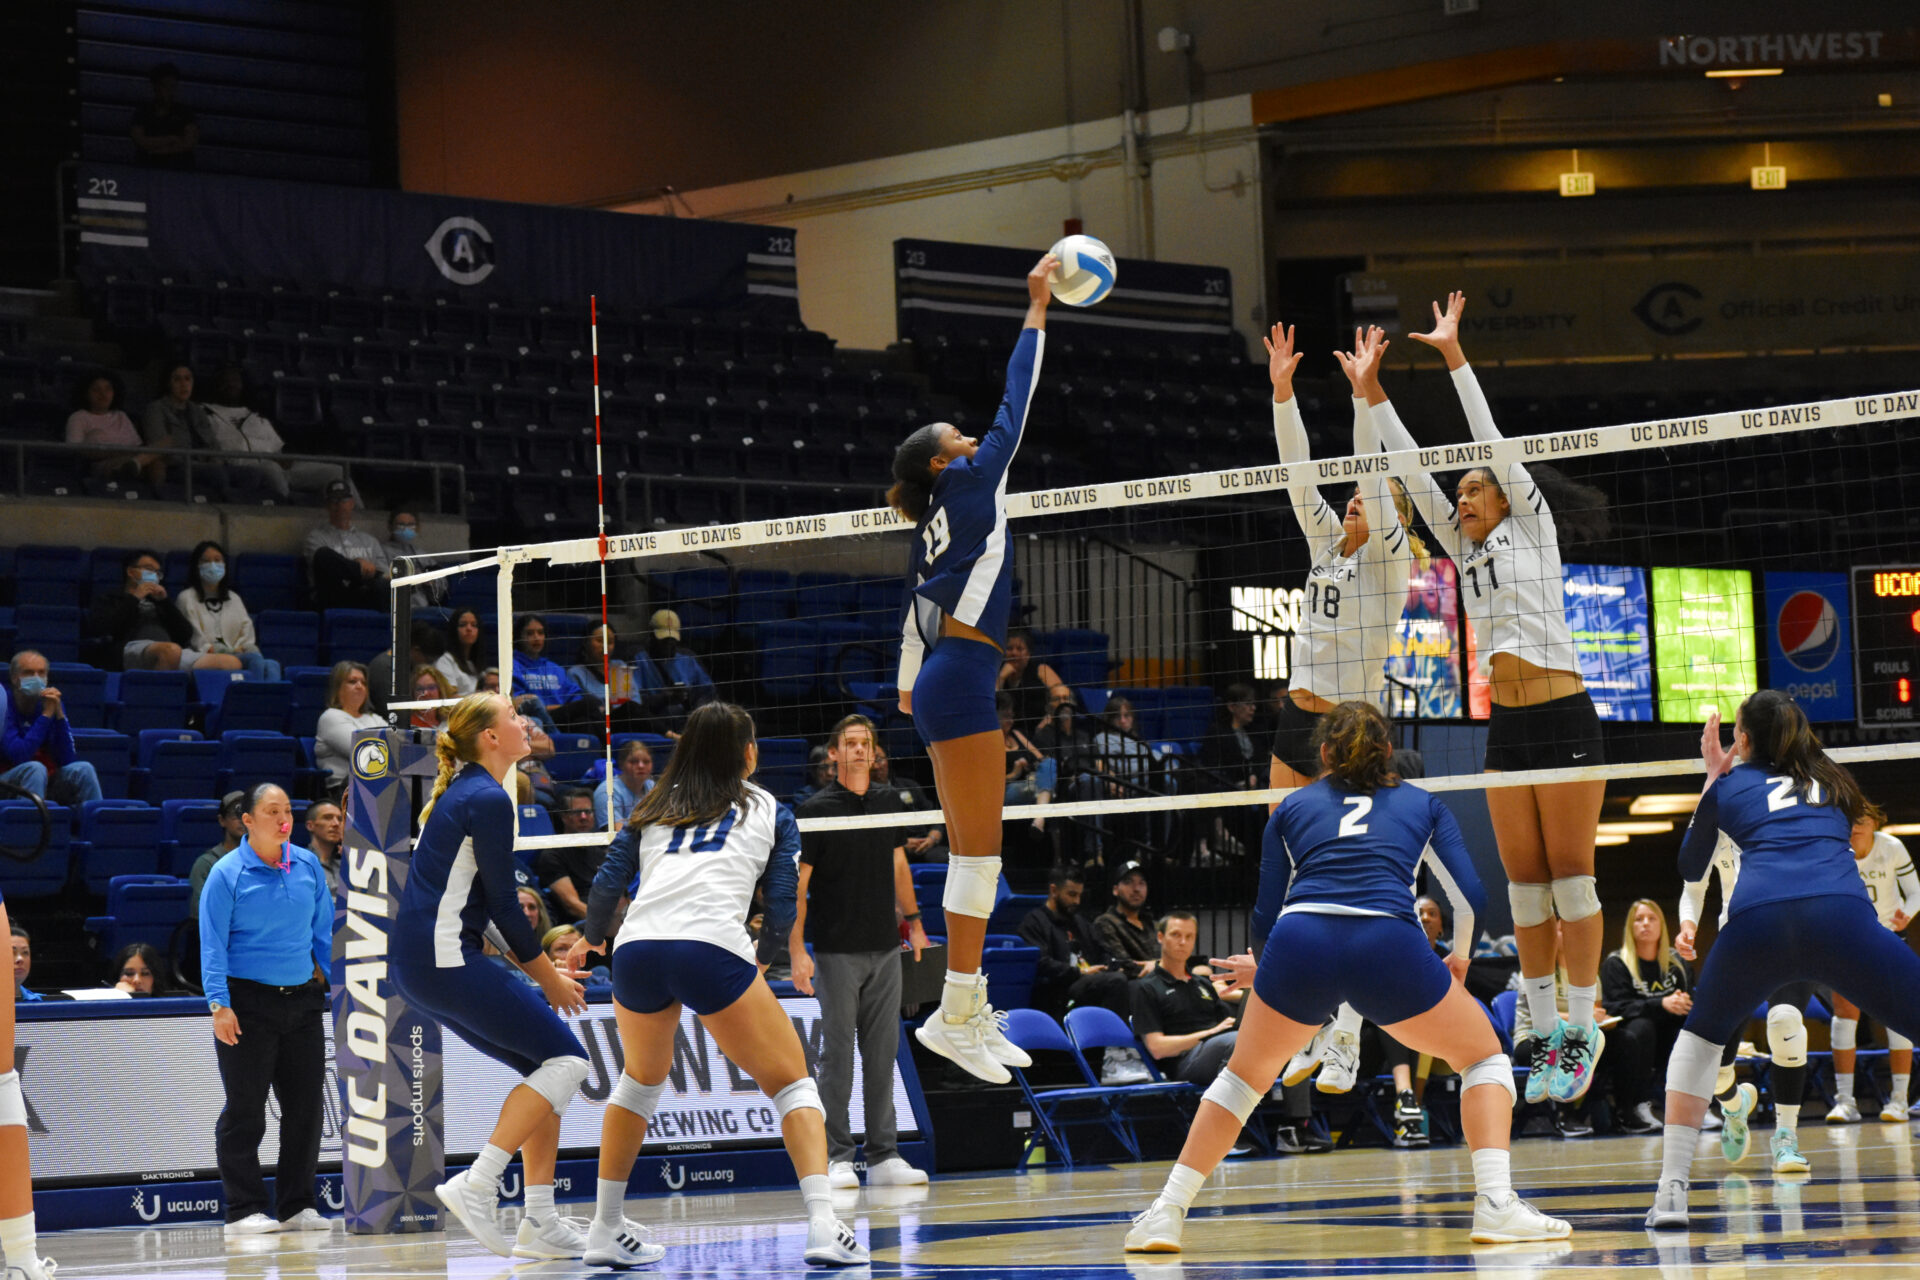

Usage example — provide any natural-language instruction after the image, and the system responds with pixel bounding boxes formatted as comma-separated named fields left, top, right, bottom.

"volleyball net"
left=387, top=382, right=1920, bottom=864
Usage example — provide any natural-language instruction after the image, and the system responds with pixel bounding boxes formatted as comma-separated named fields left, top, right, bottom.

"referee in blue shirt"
left=199, top=782, right=334, bottom=1236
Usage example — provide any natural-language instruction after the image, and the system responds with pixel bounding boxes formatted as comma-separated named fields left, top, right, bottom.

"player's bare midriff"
left=941, top=614, right=1000, bottom=650
left=1487, top=652, right=1586, bottom=707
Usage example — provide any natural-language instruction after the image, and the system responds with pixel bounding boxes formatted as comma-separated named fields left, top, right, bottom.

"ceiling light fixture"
left=1705, top=67, right=1783, bottom=78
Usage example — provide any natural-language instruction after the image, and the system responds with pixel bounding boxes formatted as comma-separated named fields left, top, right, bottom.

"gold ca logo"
left=353, top=739, right=390, bottom=780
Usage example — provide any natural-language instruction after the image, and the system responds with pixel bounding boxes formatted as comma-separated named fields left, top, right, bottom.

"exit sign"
left=1751, top=165, right=1788, bottom=190
left=1559, top=172, right=1595, bottom=197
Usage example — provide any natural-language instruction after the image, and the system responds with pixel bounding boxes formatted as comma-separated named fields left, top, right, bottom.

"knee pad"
left=773, top=1077, right=823, bottom=1121
left=1200, top=1069, right=1263, bottom=1125
left=1892, top=1029, right=1914, bottom=1055
left=525, top=1055, right=590, bottom=1116
left=1461, top=1053, right=1517, bottom=1106
left=1666, top=1030, right=1725, bottom=1101
left=608, top=1073, right=666, bottom=1123
left=942, top=853, right=1002, bottom=921
left=1550, top=875, right=1600, bottom=923
left=1766, top=1005, right=1808, bottom=1069
left=1830, top=1016, right=1858, bottom=1053
left=0, top=1071, right=22, bottom=1129
left=1507, top=882, right=1554, bottom=929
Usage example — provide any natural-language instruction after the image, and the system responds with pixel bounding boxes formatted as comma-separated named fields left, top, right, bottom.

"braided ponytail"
left=1309, top=700, right=1400, bottom=792
left=420, top=692, right=509, bottom=821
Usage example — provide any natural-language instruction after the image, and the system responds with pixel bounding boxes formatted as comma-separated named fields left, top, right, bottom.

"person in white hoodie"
left=179, top=540, right=281, bottom=681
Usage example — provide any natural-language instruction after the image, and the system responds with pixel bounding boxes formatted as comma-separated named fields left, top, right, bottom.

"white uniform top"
left=1275, top=395, right=1415, bottom=703
left=1371, top=365, right=1579, bottom=677
left=1855, top=830, right=1920, bottom=929
left=613, top=781, right=780, bottom=965
left=1679, top=831, right=1742, bottom=930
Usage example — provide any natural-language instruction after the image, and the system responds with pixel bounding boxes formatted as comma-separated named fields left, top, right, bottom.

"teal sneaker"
left=1721, top=1083, right=1758, bottom=1164
left=1523, top=1025, right=1562, bottom=1105
left=1548, top=1023, right=1605, bottom=1104
left=1770, top=1126, right=1810, bottom=1175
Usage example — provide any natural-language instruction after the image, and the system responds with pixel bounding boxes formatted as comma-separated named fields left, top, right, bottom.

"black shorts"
left=1268, top=697, right=1325, bottom=779
left=1483, top=690, right=1604, bottom=773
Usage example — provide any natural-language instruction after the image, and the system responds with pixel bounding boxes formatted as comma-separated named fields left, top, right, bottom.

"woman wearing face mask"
left=384, top=508, right=443, bottom=608
left=178, top=540, right=282, bottom=681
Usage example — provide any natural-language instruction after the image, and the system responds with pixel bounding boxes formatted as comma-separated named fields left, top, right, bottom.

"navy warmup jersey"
left=399, top=762, right=544, bottom=966
left=1254, top=778, right=1485, bottom=957
left=896, top=327, right=1044, bottom=692
left=1679, top=762, right=1865, bottom=920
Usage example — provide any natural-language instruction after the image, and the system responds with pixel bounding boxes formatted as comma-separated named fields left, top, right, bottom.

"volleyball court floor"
left=41, top=1122, right=1920, bottom=1278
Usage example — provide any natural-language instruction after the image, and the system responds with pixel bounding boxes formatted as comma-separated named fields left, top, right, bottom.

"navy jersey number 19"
left=921, top=508, right=952, bottom=562
left=664, top=808, right=739, bottom=854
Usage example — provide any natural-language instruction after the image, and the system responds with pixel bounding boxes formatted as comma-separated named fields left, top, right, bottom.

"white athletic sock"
left=1565, top=983, right=1597, bottom=1032
left=1660, top=1124, right=1699, bottom=1187
left=1332, top=1003, right=1363, bottom=1039
left=1835, top=1071, right=1854, bottom=1102
left=0, top=1212, right=36, bottom=1267
left=524, top=1183, right=555, bottom=1223
left=1777, top=1104, right=1800, bottom=1133
left=1895, top=1073, right=1911, bottom=1106
left=595, top=1177, right=627, bottom=1228
left=1520, top=975, right=1559, bottom=1038
left=1470, top=1148, right=1513, bottom=1204
left=940, top=969, right=986, bottom=1022
left=468, top=1143, right=512, bottom=1193
left=1159, top=1163, right=1207, bottom=1212
left=799, top=1173, right=834, bottom=1225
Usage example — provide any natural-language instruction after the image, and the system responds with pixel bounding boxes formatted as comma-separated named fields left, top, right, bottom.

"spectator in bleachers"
left=3, top=651, right=103, bottom=809
left=408, top=665, right=453, bottom=731
left=1598, top=899, right=1690, bottom=1136
left=302, top=480, right=390, bottom=611
left=315, top=661, right=384, bottom=796
left=591, top=739, right=654, bottom=829
left=517, top=881, right=554, bottom=939
left=997, top=630, right=1069, bottom=735
left=542, top=925, right=609, bottom=987
left=89, top=549, right=243, bottom=674
left=110, top=942, right=170, bottom=996
left=10, top=923, right=40, bottom=1003
left=1018, top=865, right=1149, bottom=1085
left=440, top=610, right=484, bottom=696
left=187, top=790, right=249, bottom=917
left=1197, top=683, right=1263, bottom=862
left=199, top=366, right=342, bottom=503
left=478, top=667, right=501, bottom=694
left=645, top=609, right=715, bottom=718
left=568, top=625, right=648, bottom=733
left=511, top=615, right=601, bottom=733
left=142, top=365, right=211, bottom=467
left=537, top=790, right=603, bottom=923
left=179, top=541, right=283, bottom=681
left=791, top=745, right=832, bottom=807
left=1089, top=696, right=1171, bottom=859
left=66, top=373, right=164, bottom=486
left=1034, top=690, right=1105, bottom=860
left=1092, top=862, right=1159, bottom=977
left=129, top=62, right=198, bottom=169
left=1000, top=693, right=1054, bottom=829
left=873, top=745, right=945, bottom=861
left=383, top=508, right=444, bottom=609
left=305, top=800, right=344, bottom=894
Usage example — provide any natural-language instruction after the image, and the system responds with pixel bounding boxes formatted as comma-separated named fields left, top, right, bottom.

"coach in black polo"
left=794, top=714, right=931, bottom=1190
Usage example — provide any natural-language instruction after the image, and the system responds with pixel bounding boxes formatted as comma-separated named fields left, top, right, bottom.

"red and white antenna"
left=590, top=295, right=614, bottom=828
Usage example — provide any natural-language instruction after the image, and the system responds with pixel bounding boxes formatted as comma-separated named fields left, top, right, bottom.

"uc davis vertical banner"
left=333, top=729, right=445, bottom=1235
left=1765, top=571, right=1854, bottom=722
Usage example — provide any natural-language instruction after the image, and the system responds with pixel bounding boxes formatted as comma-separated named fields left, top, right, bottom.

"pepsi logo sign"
left=1776, top=590, right=1841, bottom=672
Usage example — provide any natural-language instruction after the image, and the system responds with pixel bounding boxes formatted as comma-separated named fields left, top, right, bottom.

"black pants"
left=213, top=977, right=328, bottom=1223
left=1613, top=1013, right=1684, bottom=1108
left=1037, top=968, right=1131, bottom=1022
left=310, top=547, right=386, bottom=612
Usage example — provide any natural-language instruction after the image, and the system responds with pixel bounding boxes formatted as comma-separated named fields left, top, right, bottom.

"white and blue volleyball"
left=1047, top=234, right=1116, bottom=307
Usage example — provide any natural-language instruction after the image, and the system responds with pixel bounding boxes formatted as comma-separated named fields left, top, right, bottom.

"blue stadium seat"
left=0, top=801, right=72, bottom=897
left=1158, top=688, right=1214, bottom=743
left=734, top=571, right=796, bottom=627
left=981, top=944, right=1040, bottom=1013
left=216, top=731, right=302, bottom=795
left=546, top=733, right=602, bottom=782
left=541, top=614, right=594, bottom=668
left=322, top=609, right=389, bottom=665
left=110, top=669, right=194, bottom=735
left=853, top=578, right=898, bottom=631
left=195, top=668, right=245, bottom=711
left=793, top=572, right=857, bottom=621
left=818, top=620, right=891, bottom=690
left=257, top=611, right=321, bottom=670
left=88, top=547, right=133, bottom=603
left=286, top=666, right=334, bottom=736
left=159, top=799, right=225, bottom=879
left=989, top=893, right=1049, bottom=936
left=1041, top=629, right=1112, bottom=688
left=47, top=663, right=108, bottom=729
left=755, top=622, right=820, bottom=700
left=68, top=728, right=131, bottom=799
left=753, top=737, right=811, bottom=801
left=655, top=570, right=731, bottom=639
left=206, top=680, right=293, bottom=736
left=234, top=554, right=304, bottom=611
left=84, top=875, right=193, bottom=956
left=72, top=799, right=163, bottom=892
left=133, top=730, right=220, bottom=804
left=14, top=605, right=83, bottom=663
left=13, top=546, right=87, bottom=607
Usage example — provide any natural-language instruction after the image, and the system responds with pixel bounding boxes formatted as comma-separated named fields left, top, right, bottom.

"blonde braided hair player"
left=888, top=252, right=1056, bottom=1083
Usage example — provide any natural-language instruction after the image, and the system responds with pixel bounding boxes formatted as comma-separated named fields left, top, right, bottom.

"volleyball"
left=1047, top=234, right=1116, bottom=306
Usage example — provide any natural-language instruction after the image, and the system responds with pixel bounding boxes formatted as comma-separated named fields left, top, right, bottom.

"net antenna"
left=591, top=294, right=615, bottom=831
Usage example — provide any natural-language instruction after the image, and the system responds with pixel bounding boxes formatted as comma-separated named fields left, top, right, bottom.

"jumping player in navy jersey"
left=0, top=885, right=50, bottom=1280
left=1647, top=691, right=1920, bottom=1229
left=1125, top=703, right=1568, bottom=1251
left=886, top=252, right=1054, bottom=1084
left=567, top=702, right=867, bottom=1268
left=390, top=692, right=593, bottom=1261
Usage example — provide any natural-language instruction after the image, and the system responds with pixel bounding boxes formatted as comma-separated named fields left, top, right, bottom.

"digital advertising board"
left=1652, top=566, right=1758, bottom=722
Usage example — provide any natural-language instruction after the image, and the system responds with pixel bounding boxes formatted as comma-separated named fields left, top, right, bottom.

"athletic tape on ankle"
left=1666, top=1030, right=1725, bottom=1100
left=774, top=1077, right=824, bottom=1119
left=1461, top=1053, right=1516, bottom=1104
left=1830, top=1017, right=1858, bottom=1053
left=1507, top=882, right=1554, bottom=928
left=942, top=854, right=1001, bottom=920
left=526, top=1056, right=590, bottom=1115
left=0, top=1071, right=22, bottom=1129
left=1767, top=1005, right=1808, bottom=1069
left=1550, top=875, right=1600, bottom=922
left=609, top=1074, right=666, bottom=1122
left=1200, top=1069, right=1262, bottom=1124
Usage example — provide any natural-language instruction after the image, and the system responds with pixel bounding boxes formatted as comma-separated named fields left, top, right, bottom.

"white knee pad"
left=0, top=1071, right=22, bottom=1129
left=1550, top=875, right=1600, bottom=923
left=1766, top=1005, right=1808, bottom=1069
left=773, top=1077, right=823, bottom=1120
left=1830, top=1016, right=1858, bottom=1053
left=525, top=1055, right=591, bottom=1116
left=609, top=1073, right=666, bottom=1122
left=1461, top=1053, right=1517, bottom=1106
left=1508, top=882, right=1554, bottom=929
left=1666, top=1030, right=1725, bottom=1101
left=942, top=853, right=1002, bottom=920
left=1200, top=1069, right=1263, bottom=1125
left=1892, top=1029, right=1914, bottom=1055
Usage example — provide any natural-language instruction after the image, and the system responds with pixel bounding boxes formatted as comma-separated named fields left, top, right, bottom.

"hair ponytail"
left=1309, top=700, right=1399, bottom=792
left=1738, top=689, right=1865, bottom=824
left=421, top=692, right=508, bottom=821
left=626, top=701, right=760, bottom=832
left=888, top=424, right=946, bottom=522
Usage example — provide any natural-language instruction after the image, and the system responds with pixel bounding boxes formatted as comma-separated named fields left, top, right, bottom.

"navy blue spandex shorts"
left=1252, top=911, right=1453, bottom=1027
left=613, top=938, right=759, bottom=1017
left=392, top=937, right=586, bottom=1077
left=912, top=636, right=1003, bottom=744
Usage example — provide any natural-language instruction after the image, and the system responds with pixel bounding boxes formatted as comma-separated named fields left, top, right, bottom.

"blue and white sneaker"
left=1721, top=1083, right=1758, bottom=1164
left=1523, top=1025, right=1562, bottom=1105
left=1548, top=1023, right=1604, bottom=1104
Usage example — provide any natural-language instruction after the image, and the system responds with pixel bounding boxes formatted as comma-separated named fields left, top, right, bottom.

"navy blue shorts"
left=1684, top=894, right=1920, bottom=1049
left=912, top=637, right=1003, bottom=744
left=1252, top=911, right=1452, bottom=1028
left=392, top=940, right=586, bottom=1077
left=613, top=938, right=759, bottom=1017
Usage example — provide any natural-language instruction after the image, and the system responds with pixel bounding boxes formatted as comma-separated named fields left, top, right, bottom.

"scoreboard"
left=1853, top=567, right=1920, bottom=726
